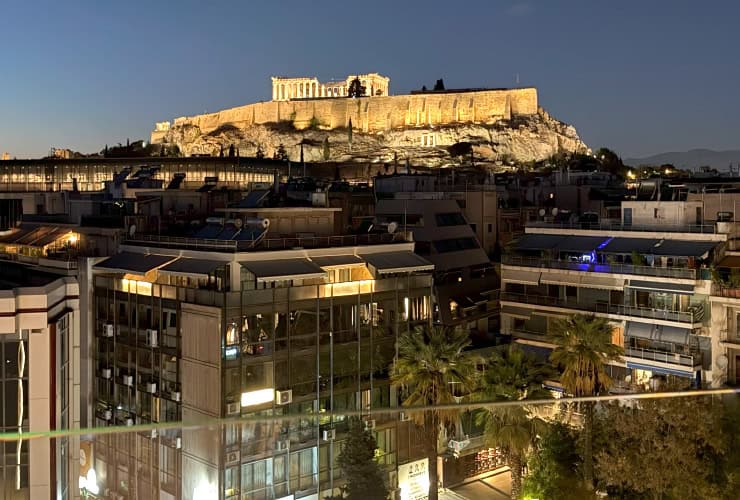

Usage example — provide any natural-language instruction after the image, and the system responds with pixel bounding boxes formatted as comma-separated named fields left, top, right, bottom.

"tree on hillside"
left=391, top=325, right=479, bottom=500
left=594, top=395, right=728, bottom=499
left=476, top=345, right=552, bottom=498
left=595, top=147, right=626, bottom=177
left=336, top=418, right=389, bottom=500
left=274, top=143, right=288, bottom=161
left=548, top=314, right=623, bottom=490
left=433, top=79, right=445, bottom=91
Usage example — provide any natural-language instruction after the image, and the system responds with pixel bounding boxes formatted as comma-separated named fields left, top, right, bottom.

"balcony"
left=625, top=346, right=701, bottom=369
left=502, top=255, right=697, bottom=280
left=500, top=292, right=702, bottom=324
left=714, top=286, right=740, bottom=299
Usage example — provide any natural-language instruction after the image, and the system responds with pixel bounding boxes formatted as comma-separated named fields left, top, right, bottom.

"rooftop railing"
left=526, top=221, right=717, bottom=234
left=500, top=291, right=700, bottom=324
left=501, top=255, right=697, bottom=280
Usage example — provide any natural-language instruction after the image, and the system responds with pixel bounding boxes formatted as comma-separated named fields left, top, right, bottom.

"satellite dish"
left=129, top=225, right=137, bottom=237
left=717, top=355, right=728, bottom=370
left=538, top=208, right=546, bottom=217
left=234, top=218, right=243, bottom=228
left=387, top=221, right=399, bottom=234
left=551, top=208, right=559, bottom=216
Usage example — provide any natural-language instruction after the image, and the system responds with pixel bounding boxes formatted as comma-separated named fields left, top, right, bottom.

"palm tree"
left=391, top=325, right=479, bottom=500
left=548, top=314, right=623, bottom=489
left=476, top=345, right=552, bottom=499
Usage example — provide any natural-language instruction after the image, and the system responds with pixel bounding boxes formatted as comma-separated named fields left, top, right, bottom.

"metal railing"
left=624, top=346, right=700, bottom=368
left=720, top=329, right=740, bottom=346
left=501, top=255, right=697, bottom=280
left=526, top=221, right=717, bottom=234
left=500, top=292, right=699, bottom=324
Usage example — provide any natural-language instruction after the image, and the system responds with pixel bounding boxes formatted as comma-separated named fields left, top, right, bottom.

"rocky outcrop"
left=161, top=108, right=589, bottom=167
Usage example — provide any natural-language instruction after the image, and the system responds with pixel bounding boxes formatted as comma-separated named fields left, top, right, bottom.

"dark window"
left=435, top=212, right=467, bottom=226
left=415, top=241, right=431, bottom=255
left=433, top=237, right=479, bottom=253
left=487, top=224, right=493, bottom=233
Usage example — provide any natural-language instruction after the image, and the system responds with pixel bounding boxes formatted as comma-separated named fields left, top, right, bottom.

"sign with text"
left=398, top=458, right=429, bottom=500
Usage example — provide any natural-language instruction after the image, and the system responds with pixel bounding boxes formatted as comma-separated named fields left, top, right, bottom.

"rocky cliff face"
left=162, top=108, right=589, bottom=167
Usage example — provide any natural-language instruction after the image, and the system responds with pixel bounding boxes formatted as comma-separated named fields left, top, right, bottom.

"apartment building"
left=501, top=205, right=727, bottom=391
left=88, top=228, right=434, bottom=500
left=0, top=263, right=80, bottom=499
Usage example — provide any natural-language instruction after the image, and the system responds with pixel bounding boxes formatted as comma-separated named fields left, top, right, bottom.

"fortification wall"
left=157, top=88, right=537, bottom=143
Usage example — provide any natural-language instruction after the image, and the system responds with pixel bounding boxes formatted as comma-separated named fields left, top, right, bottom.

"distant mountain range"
left=625, top=149, right=740, bottom=169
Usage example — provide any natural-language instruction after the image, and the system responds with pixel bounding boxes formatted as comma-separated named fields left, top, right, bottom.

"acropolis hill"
left=151, top=74, right=590, bottom=166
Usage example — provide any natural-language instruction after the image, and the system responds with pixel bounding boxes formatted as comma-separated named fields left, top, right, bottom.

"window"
left=435, top=212, right=467, bottom=226
left=433, top=237, right=479, bottom=253
left=487, top=223, right=493, bottom=233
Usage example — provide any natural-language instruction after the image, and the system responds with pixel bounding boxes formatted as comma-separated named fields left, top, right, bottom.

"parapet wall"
left=154, top=88, right=538, bottom=143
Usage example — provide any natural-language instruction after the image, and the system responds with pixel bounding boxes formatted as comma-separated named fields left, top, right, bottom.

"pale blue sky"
left=1, top=0, right=738, bottom=158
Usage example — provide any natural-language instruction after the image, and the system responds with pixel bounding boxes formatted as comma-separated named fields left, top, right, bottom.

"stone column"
left=272, top=82, right=277, bottom=101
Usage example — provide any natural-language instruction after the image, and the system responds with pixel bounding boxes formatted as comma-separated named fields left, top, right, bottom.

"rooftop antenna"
left=515, top=73, right=520, bottom=85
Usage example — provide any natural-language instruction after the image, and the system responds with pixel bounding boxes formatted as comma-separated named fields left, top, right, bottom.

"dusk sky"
left=1, top=0, right=739, bottom=159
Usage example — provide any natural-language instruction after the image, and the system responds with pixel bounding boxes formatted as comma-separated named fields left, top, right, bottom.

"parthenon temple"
left=271, top=73, right=390, bottom=101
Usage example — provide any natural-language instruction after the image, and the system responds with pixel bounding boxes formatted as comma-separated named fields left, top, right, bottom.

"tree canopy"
left=336, top=418, right=389, bottom=500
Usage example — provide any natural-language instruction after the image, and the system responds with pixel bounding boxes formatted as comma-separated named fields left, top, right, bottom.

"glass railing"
left=500, top=292, right=700, bottom=323
left=4, top=390, right=738, bottom=500
left=525, top=220, right=718, bottom=233
left=624, top=346, right=700, bottom=367
left=502, top=255, right=697, bottom=279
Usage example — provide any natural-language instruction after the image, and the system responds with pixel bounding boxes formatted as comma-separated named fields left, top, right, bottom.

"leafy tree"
left=524, top=421, right=592, bottom=500
left=448, top=142, right=473, bottom=165
left=593, top=395, right=728, bottom=499
left=433, top=79, right=445, bottom=91
left=347, top=77, right=366, bottom=98
left=391, top=325, right=479, bottom=500
left=228, top=144, right=235, bottom=158
left=476, top=345, right=551, bottom=498
left=255, top=144, right=264, bottom=159
left=336, top=418, right=389, bottom=500
left=421, top=85, right=427, bottom=92
left=548, top=314, right=623, bottom=490
left=323, top=137, right=331, bottom=161
left=219, top=145, right=224, bottom=157
left=274, top=143, right=288, bottom=161
left=594, top=147, right=626, bottom=177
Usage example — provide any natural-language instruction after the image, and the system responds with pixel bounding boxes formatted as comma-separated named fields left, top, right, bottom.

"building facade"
left=0, top=264, right=80, bottom=499
left=89, top=237, right=434, bottom=499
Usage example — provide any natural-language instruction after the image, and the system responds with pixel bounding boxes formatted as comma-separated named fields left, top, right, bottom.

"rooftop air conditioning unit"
left=172, top=391, right=181, bottom=402
left=125, top=418, right=134, bottom=427
left=103, top=323, right=114, bottom=337
left=101, top=368, right=112, bottom=379
left=122, top=375, right=134, bottom=387
left=276, top=440, right=289, bottom=451
left=103, top=409, right=112, bottom=421
left=146, top=382, right=157, bottom=394
left=226, top=451, right=240, bottom=465
left=323, top=429, right=336, bottom=441
left=364, top=419, right=376, bottom=431
left=145, top=329, right=158, bottom=348
left=276, top=389, right=293, bottom=405
left=226, top=402, right=240, bottom=415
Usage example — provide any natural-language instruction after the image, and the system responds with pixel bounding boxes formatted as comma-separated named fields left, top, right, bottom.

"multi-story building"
left=88, top=227, right=434, bottom=499
left=501, top=206, right=726, bottom=390
left=0, top=263, right=80, bottom=499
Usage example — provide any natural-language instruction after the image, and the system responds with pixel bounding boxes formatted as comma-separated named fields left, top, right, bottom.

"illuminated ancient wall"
left=153, top=87, right=538, bottom=143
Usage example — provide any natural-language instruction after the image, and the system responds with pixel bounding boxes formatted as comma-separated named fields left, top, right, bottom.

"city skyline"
left=1, top=0, right=739, bottom=159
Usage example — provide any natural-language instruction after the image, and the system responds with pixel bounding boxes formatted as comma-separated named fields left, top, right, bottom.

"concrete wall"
left=622, top=201, right=704, bottom=227
left=153, top=88, right=538, bottom=142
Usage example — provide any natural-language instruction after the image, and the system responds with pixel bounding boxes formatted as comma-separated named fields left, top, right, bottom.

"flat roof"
left=0, top=262, right=62, bottom=290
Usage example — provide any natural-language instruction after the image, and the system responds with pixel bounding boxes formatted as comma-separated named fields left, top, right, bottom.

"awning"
left=625, top=322, right=691, bottom=344
left=627, top=280, right=694, bottom=294
left=310, top=255, right=365, bottom=268
left=651, top=240, right=717, bottom=258
left=501, top=270, right=540, bottom=285
left=94, top=252, right=176, bottom=275
left=513, top=234, right=565, bottom=251
left=361, top=251, right=434, bottom=276
left=555, top=236, right=611, bottom=253
left=159, top=258, right=226, bottom=278
left=717, top=255, right=740, bottom=268
left=240, top=259, right=327, bottom=282
left=540, top=273, right=578, bottom=286
left=579, top=274, right=624, bottom=290
left=601, top=238, right=661, bottom=254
